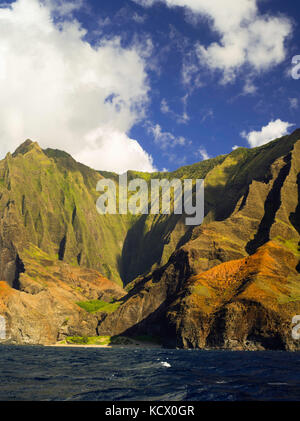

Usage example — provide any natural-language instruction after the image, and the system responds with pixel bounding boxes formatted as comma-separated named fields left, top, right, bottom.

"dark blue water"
left=0, top=346, right=299, bottom=401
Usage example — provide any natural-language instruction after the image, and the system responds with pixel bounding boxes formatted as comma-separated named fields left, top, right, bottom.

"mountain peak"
left=12, top=139, right=42, bottom=157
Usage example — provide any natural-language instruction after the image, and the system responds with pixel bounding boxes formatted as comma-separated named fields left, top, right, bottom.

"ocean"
left=0, top=346, right=299, bottom=401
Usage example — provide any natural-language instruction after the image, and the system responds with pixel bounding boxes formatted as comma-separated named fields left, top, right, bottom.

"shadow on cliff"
left=246, top=153, right=292, bottom=255
left=289, top=172, right=300, bottom=273
left=115, top=297, right=178, bottom=348
left=118, top=213, right=183, bottom=285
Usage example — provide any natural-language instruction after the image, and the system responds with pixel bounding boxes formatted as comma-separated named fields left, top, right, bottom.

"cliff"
left=0, top=130, right=299, bottom=348
left=97, top=130, right=300, bottom=350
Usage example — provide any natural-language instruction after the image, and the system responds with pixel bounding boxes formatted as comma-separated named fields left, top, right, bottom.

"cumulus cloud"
left=241, top=119, right=294, bottom=148
left=136, top=0, right=292, bottom=84
left=74, top=128, right=155, bottom=173
left=0, top=0, right=155, bottom=172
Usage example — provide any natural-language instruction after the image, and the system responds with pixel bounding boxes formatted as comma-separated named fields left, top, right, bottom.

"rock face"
left=0, top=130, right=299, bottom=347
left=98, top=131, right=300, bottom=350
left=97, top=241, right=300, bottom=350
left=0, top=245, right=125, bottom=345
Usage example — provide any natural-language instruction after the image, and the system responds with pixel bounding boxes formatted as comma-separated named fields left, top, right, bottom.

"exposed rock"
left=0, top=245, right=125, bottom=345
left=98, top=242, right=300, bottom=350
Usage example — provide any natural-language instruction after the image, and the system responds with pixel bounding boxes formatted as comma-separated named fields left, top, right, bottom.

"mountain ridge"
left=0, top=130, right=299, bottom=348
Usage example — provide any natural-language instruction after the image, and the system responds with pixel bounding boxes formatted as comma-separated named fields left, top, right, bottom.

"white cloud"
left=147, top=123, right=187, bottom=149
left=137, top=0, right=292, bottom=83
left=74, top=128, right=155, bottom=173
left=241, top=119, right=294, bottom=148
left=0, top=0, right=155, bottom=172
left=242, top=79, right=257, bottom=95
left=132, top=12, right=146, bottom=23
left=160, top=98, right=170, bottom=114
left=182, top=57, right=203, bottom=90
left=232, top=145, right=241, bottom=151
left=289, top=98, right=298, bottom=110
left=200, top=108, right=214, bottom=123
left=160, top=97, right=189, bottom=124
left=98, top=16, right=112, bottom=28
left=180, top=94, right=190, bottom=123
left=44, top=0, right=84, bottom=16
left=198, top=147, right=210, bottom=160
left=133, top=0, right=157, bottom=6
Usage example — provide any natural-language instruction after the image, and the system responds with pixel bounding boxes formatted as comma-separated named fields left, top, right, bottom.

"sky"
left=0, top=0, right=299, bottom=173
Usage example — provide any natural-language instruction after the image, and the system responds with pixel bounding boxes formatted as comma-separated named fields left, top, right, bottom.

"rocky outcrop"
left=170, top=241, right=300, bottom=351
left=98, top=242, right=300, bottom=350
left=0, top=245, right=125, bottom=345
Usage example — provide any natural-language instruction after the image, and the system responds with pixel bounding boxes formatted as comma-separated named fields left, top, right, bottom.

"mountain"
left=0, top=130, right=299, bottom=348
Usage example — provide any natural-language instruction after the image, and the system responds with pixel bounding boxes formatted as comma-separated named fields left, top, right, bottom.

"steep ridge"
left=0, top=140, right=131, bottom=285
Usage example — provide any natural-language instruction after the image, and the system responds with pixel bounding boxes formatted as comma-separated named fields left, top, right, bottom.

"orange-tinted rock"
left=0, top=247, right=125, bottom=345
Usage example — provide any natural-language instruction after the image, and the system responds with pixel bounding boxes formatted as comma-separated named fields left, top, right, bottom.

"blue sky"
left=0, top=0, right=299, bottom=172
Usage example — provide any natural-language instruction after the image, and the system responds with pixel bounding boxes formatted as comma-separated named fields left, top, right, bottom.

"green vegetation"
left=65, top=336, right=110, bottom=345
left=274, top=236, right=300, bottom=256
left=64, top=335, right=161, bottom=346
left=76, top=299, right=121, bottom=314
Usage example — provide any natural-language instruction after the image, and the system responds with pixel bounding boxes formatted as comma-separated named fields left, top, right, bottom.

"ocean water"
left=0, top=346, right=299, bottom=401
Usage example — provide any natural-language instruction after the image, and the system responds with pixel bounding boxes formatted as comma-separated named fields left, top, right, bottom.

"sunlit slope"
left=0, top=140, right=132, bottom=285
